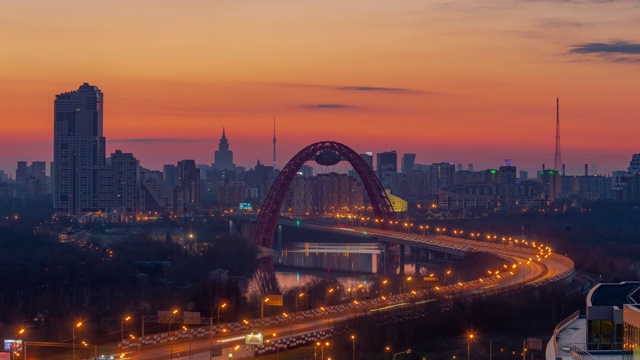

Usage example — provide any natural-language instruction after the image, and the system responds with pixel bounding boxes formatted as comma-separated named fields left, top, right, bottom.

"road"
left=109, top=226, right=573, bottom=360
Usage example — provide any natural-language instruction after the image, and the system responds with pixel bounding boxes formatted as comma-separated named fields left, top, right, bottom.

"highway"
left=109, top=224, right=574, bottom=360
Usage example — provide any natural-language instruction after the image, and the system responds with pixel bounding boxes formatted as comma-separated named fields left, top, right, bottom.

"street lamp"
left=316, top=341, right=329, bottom=360
left=467, top=333, right=475, bottom=360
left=169, top=309, right=179, bottom=333
left=182, top=326, right=193, bottom=360
left=218, top=302, right=227, bottom=324
left=295, top=292, right=304, bottom=313
left=262, top=297, right=270, bottom=319
left=351, top=335, right=356, bottom=360
left=17, top=328, right=26, bottom=360
left=72, top=321, right=82, bottom=360
left=121, top=315, right=131, bottom=342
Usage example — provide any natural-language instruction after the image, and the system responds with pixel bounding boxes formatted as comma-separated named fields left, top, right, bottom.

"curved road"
left=110, top=227, right=573, bottom=360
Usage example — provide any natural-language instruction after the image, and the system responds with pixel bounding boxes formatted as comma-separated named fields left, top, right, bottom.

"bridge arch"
left=254, top=140, right=399, bottom=248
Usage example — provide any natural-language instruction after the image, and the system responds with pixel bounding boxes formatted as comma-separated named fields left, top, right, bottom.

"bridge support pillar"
left=399, top=244, right=405, bottom=275
left=229, top=219, right=234, bottom=233
left=414, top=247, right=420, bottom=275
left=383, top=242, right=390, bottom=274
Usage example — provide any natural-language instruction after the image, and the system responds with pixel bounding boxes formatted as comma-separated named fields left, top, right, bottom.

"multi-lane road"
left=111, top=225, right=574, bottom=360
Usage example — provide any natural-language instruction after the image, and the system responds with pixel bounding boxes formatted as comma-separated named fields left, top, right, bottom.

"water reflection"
left=250, top=240, right=422, bottom=294
left=276, top=242, right=382, bottom=273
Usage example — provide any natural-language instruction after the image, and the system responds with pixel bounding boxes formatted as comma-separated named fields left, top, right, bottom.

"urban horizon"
left=1, top=82, right=637, bottom=179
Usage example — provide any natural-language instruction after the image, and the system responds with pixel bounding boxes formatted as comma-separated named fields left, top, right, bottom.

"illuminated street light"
left=351, top=335, right=356, bottom=360
left=467, top=333, right=475, bottom=360
left=121, top=315, right=131, bottom=342
left=72, top=321, right=83, bottom=360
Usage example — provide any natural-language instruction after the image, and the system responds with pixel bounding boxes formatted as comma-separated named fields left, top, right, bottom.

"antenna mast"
left=553, top=97, right=561, bottom=173
left=273, top=117, right=277, bottom=169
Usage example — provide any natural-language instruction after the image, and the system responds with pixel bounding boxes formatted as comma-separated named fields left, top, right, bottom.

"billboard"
left=158, top=311, right=179, bottom=324
left=184, top=311, right=201, bottom=325
left=245, top=333, right=263, bottom=345
left=265, top=294, right=283, bottom=306
left=3, top=340, right=22, bottom=352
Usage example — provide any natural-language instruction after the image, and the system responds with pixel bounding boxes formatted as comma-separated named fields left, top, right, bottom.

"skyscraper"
left=377, top=151, right=397, bottom=191
left=213, top=128, right=235, bottom=170
left=401, top=153, right=416, bottom=175
left=53, top=83, right=106, bottom=215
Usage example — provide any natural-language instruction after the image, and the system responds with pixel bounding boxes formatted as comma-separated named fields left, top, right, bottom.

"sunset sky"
left=1, top=0, right=639, bottom=177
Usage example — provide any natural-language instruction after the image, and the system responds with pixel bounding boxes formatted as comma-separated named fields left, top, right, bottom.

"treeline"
left=0, top=221, right=258, bottom=347
left=431, top=200, right=640, bottom=281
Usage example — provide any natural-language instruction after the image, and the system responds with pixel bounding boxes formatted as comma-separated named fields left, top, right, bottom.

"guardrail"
left=571, top=343, right=597, bottom=360
left=547, top=310, right=582, bottom=360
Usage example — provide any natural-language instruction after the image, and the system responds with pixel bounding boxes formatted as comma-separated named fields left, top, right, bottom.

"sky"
left=1, top=0, right=639, bottom=177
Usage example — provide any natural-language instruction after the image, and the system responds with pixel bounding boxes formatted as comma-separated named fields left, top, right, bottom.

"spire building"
left=213, top=127, right=235, bottom=170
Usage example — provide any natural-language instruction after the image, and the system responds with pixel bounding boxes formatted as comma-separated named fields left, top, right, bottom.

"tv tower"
left=553, top=97, right=561, bottom=173
left=272, top=117, right=277, bottom=169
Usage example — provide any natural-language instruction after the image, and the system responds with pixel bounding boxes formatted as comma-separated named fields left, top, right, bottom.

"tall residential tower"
left=53, top=83, right=106, bottom=215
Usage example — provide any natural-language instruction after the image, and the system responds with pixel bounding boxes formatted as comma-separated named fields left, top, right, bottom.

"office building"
left=401, top=153, right=416, bottom=175
left=377, top=151, right=397, bottom=192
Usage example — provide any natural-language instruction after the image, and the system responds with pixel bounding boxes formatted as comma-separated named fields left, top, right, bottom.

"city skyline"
left=2, top=0, right=640, bottom=176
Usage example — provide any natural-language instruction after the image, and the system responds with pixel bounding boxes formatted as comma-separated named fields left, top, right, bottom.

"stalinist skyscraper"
left=53, top=83, right=106, bottom=215
left=213, top=127, right=235, bottom=170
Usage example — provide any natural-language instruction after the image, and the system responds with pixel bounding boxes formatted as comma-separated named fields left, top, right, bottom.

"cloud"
left=337, top=86, right=423, bottom=94
left=569, top=41, right=640, bottom=54
left=302, top=104, right=353, bottom=109
left=272, top=82, right=432, bottom=95
left=111, top=138, right=210, bottom=144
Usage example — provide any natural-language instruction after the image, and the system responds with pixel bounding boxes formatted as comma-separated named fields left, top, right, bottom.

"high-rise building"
left=213, top=128, right=235, bottom=170
left=401, top=153, right=416, bottom=175
left=177, top=160, right=201, bottom=213
left=360, top=153, right=373, bottom=170
left=163, top=165, right=178, bottom=188
left=428, top=162, right=454, bottom=196
left=498, top=165, right=517, bottom=206
left=110, top=150, right=140, bottom=215
left=16, top=161, right=29, bottom=183
left=537, top=169, right=560, bottom=201
left=377, top=151, right=397, bottom=191
left=53, top=83, right=106, bottom=215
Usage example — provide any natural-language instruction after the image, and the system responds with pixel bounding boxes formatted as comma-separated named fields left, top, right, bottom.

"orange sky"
left=1, top=0, right=639, bottom=176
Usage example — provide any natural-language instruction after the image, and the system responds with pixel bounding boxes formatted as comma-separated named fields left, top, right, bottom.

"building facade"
left=53, top=83, right=106, bottom=215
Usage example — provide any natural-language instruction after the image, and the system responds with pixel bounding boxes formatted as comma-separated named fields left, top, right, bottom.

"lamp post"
left=261, top=297, right=270, bottom=320
left=316, top=341, right=329, bottom=360
left=121, top=315, right=131, bottom=342
left=18, top=328, right=26, bottom=360
left=467, top=334, right=474, bottom=360
left=295, top=292, right=304, bottom=313
left=72, top=321, right=82, bottom=360
left=351, top=335, right=356, bottom=360
left=218, top=302, right=227, bottom=324
left=169, top=309, right=179, bottom=333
